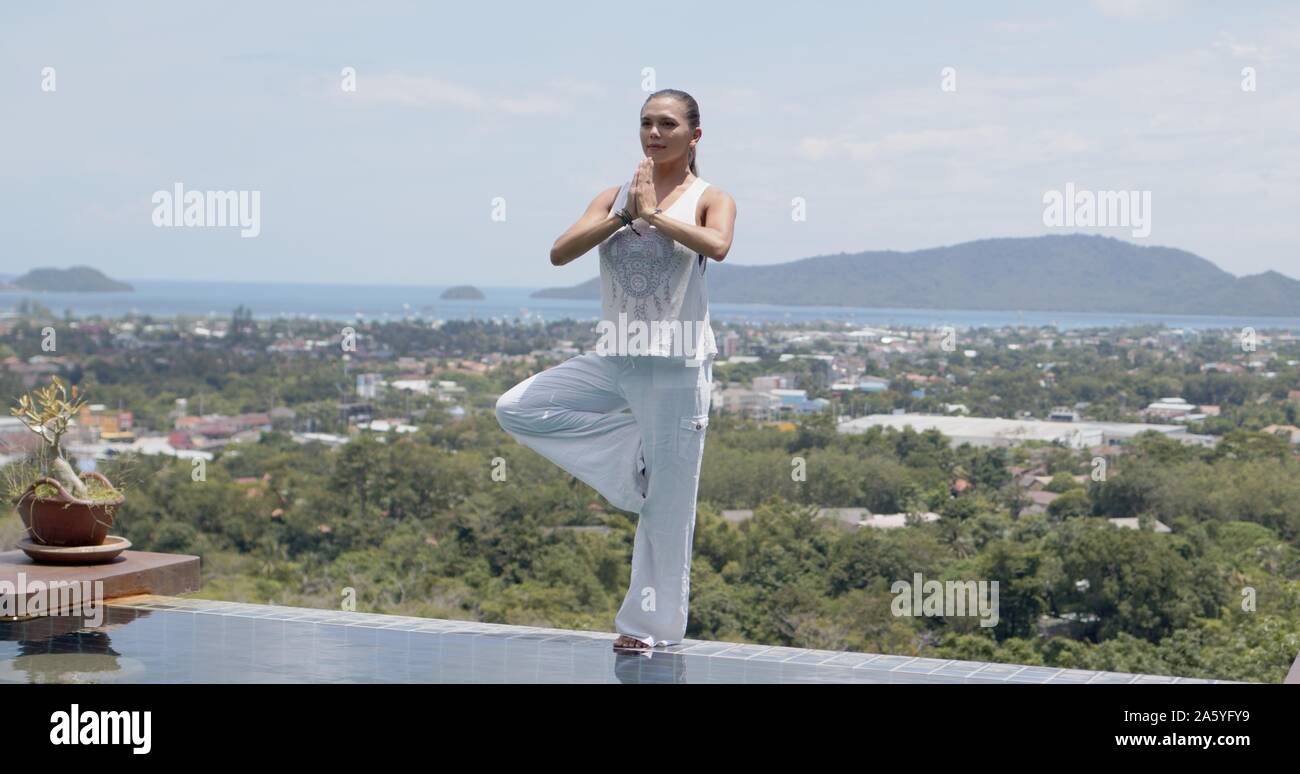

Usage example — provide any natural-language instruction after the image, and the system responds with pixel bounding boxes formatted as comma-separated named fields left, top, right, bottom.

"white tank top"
left=594, top=176, right=719, bottom=360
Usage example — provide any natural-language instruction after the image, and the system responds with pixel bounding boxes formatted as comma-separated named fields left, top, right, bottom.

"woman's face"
left=640, top=98, right=696, bottom=164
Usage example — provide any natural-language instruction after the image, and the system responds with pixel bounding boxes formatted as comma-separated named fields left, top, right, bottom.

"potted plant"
left=6, top=376, right=124, bottom=546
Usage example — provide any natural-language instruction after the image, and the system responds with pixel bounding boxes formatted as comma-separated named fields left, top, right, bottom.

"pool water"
left=0, top=596, right=1237, bottom=684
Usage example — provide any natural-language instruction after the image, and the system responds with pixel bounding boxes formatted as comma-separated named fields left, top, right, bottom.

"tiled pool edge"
left=105, top=594, right=1247, bottom=684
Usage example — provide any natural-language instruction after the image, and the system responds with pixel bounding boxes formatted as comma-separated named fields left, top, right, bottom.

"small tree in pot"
left=6, top=376, right=124, bottom=546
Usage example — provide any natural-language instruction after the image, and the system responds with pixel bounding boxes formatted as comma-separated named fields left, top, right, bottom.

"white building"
left=389, top=378, right=433, bottom=395
left=838, top=413, right=1193, bottom=449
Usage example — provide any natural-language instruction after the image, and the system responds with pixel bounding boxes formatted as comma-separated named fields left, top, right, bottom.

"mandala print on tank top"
left=601, top=227, right=677, bottom=321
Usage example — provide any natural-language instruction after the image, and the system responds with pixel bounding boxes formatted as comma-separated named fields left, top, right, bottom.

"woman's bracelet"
left=615, top=208, right=641, bottom=236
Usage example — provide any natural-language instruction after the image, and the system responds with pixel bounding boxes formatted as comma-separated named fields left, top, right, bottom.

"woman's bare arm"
left=644, top=186, right=737, bottom=261
left=550, top=185, right=625, bottom=266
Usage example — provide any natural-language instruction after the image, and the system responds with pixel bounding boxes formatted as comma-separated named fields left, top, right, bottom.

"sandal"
left=613, top=634, right=653, bottom=651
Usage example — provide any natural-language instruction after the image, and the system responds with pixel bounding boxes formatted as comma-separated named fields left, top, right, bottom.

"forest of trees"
left=2, top=411, right=1293, bottom=682
left=3, top=315, right=1299, bottom=682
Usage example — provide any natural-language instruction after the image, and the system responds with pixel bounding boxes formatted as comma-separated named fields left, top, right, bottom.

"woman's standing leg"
left=494, top=352, right=648, bottom=514
left=613, top=355, right=714, bottom=647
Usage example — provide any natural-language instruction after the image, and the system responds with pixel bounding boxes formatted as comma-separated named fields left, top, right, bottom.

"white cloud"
left=1212, top=33, right=1274, bottom=61
left=541, top=78, right=606, bottom=99
left=346, top=73, right=569, bottom=114
left=866, top=126, right=1007, bottom=159
left=987, top=18, right=1063, bottom=35
left=796, top=136, right=839, bottom=161
left=797, top=126, right=1007, bottom=162
left=1092, top=0, right=1184, bottom=19
left=1042, top=132, right=1096, bottom=154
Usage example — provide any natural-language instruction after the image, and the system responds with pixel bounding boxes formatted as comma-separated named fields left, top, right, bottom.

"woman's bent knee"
left=495, top=386, right=525, bottom=432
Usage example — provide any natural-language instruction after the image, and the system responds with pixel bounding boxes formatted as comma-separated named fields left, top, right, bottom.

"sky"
left=1, top=0, right=1297, bottom=287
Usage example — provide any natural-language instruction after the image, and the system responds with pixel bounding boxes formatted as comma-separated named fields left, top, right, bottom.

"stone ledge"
left=0, top=550, right=201, bottom=619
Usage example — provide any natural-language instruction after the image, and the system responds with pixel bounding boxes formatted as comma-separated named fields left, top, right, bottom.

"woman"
left=495, top=89, right=737, bottom=652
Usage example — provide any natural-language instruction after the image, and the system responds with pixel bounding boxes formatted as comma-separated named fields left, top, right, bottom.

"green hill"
left=13, top=266, right=134, bottom=292
left=440, top=285, right=486, bottom=300
left=532, top=234, right=1300, bottom=316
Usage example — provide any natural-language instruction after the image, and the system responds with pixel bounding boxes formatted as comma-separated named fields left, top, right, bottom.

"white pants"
left=495, top=352, right=714, bottom=647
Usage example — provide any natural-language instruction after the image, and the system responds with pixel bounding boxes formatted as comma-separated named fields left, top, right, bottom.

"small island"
left=11, top=266, right=134, bottom=293
left=440, top=285, right=485, bottom=300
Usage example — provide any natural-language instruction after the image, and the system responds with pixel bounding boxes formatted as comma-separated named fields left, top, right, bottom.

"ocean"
left=3, top=280, right=1300, bottom=332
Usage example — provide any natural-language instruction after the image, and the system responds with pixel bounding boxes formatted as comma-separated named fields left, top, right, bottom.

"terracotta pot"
left=13, top=471, right=124, bottom=547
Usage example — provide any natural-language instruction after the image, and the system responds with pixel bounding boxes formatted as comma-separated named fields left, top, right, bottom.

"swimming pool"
left=0, top=595, right=1241, bottom=684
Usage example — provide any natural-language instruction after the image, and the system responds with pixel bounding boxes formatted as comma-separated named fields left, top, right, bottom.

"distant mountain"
left=11, top=266, right=133, bottom=292
left=531, top=234, right=1300, bottom=316
left=440, top=285, right=485, bottom=300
